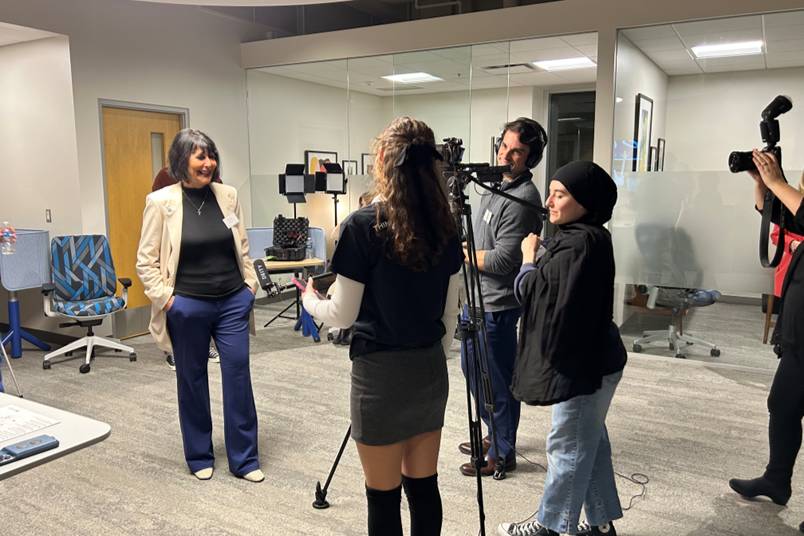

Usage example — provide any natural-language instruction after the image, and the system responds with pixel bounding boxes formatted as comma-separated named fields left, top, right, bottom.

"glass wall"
left=245, top=33, right=598, bottom=255
left=611, top=10, right=804, bottom=367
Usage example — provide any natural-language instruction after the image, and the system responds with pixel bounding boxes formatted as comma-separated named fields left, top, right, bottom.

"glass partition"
left=245, top=33, right=598, bottom=259
left=611, top=11, right=804, bottom=365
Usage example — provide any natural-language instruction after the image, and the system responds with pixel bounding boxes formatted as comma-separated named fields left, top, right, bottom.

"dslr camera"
left=728, top=95, right=792, bottom=173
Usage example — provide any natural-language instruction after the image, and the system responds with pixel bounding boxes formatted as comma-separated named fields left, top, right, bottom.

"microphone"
left=253, top=259, right=294, bottom=297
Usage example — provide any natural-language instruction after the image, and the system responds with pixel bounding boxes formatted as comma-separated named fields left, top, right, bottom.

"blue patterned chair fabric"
left=50, top=235, right=123, bottom=318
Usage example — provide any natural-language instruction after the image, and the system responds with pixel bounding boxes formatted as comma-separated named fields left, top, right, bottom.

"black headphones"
left=494, top=117, right=548, bottom=169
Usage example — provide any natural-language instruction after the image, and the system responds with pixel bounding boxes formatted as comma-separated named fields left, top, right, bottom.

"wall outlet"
left=45, top=209, right=52, bottom=223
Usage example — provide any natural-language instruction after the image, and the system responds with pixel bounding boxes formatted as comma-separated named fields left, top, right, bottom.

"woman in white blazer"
left=136, top=128, right=262, bottom=482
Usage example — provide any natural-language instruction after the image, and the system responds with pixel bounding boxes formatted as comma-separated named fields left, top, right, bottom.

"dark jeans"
left=166, top=286, right=259, bottom=475
left=765, top=353, right=804, bottom=484
left=460, top=305, right=521, bottom=461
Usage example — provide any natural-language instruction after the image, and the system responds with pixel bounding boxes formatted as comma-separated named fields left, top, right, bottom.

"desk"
left=0, top=392, right=110, bottom=480
left=263, top=257, right=325, bottom=327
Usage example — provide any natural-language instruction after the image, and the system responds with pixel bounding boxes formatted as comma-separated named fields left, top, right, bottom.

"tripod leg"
left=313, top=425, right=352, bottom=509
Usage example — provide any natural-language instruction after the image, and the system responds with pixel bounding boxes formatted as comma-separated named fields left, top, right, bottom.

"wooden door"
left=102, top=107, right=182, bottom=338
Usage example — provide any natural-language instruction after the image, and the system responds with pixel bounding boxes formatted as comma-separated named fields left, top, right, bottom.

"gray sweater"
left=472, top=171, right=543, bottom=312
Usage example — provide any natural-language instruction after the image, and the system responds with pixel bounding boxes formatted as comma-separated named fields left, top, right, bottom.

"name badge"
left=483, top=209, right=493, bottom=224
left=223, top=213, right=239, bottom=229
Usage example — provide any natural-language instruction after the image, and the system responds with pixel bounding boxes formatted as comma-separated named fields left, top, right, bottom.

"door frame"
left=98, top=99, right=189, bottom=338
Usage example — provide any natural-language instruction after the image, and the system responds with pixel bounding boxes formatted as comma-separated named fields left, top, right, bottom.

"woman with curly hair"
left=303, top=116, right=463, bottom=536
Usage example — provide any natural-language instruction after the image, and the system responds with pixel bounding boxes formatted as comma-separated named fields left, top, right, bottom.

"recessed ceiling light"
left=532, top=57, right=596, bottom=71
left=691, top=40, right=763, bottom=59
left=382, top=72, right=443, bottom=84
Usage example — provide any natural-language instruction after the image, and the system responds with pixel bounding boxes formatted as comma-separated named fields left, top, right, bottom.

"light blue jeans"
left=538, top=370, right=624, bottom=534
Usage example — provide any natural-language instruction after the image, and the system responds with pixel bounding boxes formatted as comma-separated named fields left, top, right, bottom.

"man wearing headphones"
left=459, top=117, right=546, bottom=478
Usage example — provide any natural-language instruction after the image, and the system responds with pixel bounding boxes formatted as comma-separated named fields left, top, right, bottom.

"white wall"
left=0, top=0, right=269, bottom=234
left=0, top=36, right=80, bottom=236
left=0, top=0, right=269, bottom=337
left=665, top=67, right=804, bottom=172
left=612, top=34, right=669, bottom=179
left=245, top=70, right=389, bottom=243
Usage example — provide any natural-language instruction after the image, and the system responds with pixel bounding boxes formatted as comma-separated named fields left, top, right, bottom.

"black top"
left=330, top=204, right=463, bottom=358
left=511, top=223, right=627, bottom=406
left=770, top=198, right=804, bottom=359
left=174, top=185, right=244, bottom=298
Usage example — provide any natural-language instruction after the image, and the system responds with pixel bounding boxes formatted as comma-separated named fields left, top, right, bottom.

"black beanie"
left=552, top=161, right=617, bottom=225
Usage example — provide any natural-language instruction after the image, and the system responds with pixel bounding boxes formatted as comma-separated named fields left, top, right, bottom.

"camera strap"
left=759, top=190, right=785, bottom=268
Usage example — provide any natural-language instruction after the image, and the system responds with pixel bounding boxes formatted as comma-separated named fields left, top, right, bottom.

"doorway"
left=100, top=102, right=187, bottom=338
left=544, top=91, right=596, bottom=236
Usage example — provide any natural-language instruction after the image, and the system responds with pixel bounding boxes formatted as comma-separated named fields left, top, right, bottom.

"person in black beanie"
left=498, top=161, right=627, bottom=536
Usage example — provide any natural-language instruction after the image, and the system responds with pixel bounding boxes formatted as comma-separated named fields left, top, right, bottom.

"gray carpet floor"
left=1, top=300, right=802, bottom=535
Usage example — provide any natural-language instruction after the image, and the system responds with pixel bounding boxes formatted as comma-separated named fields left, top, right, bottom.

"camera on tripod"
left=440, top=137, right=512, bottom=187
left=728, top=95, right=792, bottom=173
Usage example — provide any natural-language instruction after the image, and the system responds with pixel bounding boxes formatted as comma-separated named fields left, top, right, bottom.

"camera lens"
left=728, top=151, right=755, bottom=173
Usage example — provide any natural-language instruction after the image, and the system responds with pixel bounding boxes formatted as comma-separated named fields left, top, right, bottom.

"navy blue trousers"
left=460, top=306, right=521, bottom=462
left=166, top=286, right=260, bottom=475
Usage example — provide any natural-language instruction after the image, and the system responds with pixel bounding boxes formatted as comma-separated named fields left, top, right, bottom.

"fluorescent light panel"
left=691, top=40, right=763, bottom=59
left=532, top=57, right=596, bottom=71
left=382, top=72, right=443, bottom=84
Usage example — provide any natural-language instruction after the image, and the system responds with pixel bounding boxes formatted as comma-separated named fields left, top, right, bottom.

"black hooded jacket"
left=510, top=162, right=627, bottom=406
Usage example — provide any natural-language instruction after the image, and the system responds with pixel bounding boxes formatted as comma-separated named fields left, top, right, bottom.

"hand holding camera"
left=751, top=149, right=785, bottom=188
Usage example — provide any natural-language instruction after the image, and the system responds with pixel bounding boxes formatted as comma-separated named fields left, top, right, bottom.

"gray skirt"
left=350, top=343, right=448, bottom=446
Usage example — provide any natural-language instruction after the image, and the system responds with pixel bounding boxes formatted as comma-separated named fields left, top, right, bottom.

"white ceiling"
left=0, top=21, right=58, bottom=47
left=131, top=0, right=344, bottom=5
left=622, top=10, right=804, bottom=75
left=258, top=32, right=599, bottom=96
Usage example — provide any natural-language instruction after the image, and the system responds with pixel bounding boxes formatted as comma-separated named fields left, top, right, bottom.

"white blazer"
left=136, top=182, right=258, bottom=353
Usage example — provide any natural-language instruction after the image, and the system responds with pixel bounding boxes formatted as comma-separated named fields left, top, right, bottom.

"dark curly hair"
left=371, top=116, right=457, bottom=271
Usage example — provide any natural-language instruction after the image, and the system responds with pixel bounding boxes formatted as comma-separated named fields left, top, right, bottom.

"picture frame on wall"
left=632, top=93, right=654, bottom=172
left=305, top=150, right=338, bottom=174
left=342, top=159, right=358, bottom=176
left=657, top=138, right=666, bottom=171
left=649, top=146, right=658, bottom=172
left=361, top=153, right=375, bottom=175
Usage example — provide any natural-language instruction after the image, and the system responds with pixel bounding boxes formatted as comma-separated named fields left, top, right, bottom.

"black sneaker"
left=496, top=520, right=557, bottom=536
left=576, top=521, right=616, bottom=535
left=166, top=353, right=176, bottom=371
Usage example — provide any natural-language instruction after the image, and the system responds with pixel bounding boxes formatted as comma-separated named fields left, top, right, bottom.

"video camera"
left=728, top=95, right=792, bottom=173
left=439, top=137, right=512, bottom=189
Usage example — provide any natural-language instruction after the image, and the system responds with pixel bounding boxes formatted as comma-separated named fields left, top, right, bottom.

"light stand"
left=315, top=162, right=348, bottom=228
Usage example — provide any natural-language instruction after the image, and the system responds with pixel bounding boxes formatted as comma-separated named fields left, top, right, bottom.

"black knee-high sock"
left=366, top=484, right=403, bottom=536
left=402, top=474, right=442, bottom=536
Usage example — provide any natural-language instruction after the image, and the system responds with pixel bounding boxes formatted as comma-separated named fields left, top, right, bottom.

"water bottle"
left=1, top=221, right=14, bottom=255
left=306, top=236, right=314, bottom=259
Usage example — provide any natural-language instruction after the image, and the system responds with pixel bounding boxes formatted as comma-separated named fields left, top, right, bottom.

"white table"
left=0, top=393, right=111, bottom=480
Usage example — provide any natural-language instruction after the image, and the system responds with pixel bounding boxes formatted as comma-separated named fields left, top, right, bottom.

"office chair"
left=41, top=235, right=136, bottom=373
left=632, top=286, right=722, bottom=358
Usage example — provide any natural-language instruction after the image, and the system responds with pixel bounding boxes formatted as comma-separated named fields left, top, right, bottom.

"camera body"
left=728, top=95, right=792, bottom=173
left=729, top=145, right=782, bottom=174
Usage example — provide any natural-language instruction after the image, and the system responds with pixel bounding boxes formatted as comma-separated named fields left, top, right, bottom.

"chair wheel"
left=129, top=353, right=137, bottom=362
left=43, top=361, right=51, bottom=370
left=632, top=344, right=642, bottom=353
left=710, top=348, right=721, bottom=357
left=79, top=363, right=91, bottom=374
left=675, top=352, right=686, bottom=359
